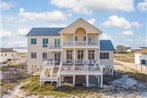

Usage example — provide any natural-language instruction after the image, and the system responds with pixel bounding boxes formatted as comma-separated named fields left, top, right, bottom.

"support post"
left=100, top=74, right=103, bottom=88
left=86, top=75, right=89, bottom=87
left=98, top=75, right=100, bottom=83
left=59, top=76, right=61, bottom=87
left=73, top=75, right=75, bottom=86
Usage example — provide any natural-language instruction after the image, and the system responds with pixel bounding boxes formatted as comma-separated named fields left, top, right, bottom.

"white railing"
left=48, top=44, right=61, bottom=49
left=63, top=41, right=98, bottom=46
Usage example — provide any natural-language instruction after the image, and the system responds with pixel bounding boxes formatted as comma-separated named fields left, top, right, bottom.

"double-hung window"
left=54, top=39, right=60, bottom=47
left=66, top=50, right=73, bottom=63
left=31, top=52, right=37, bottom=59
left=42, top=52, right=47, bottom=60
left=42, top=38, right=48, bottom=48
left=100, top=53, right=109, bottom=59
left=31, top=38, right=37, bottom=44
left=88, top=50, right=95, bottom=60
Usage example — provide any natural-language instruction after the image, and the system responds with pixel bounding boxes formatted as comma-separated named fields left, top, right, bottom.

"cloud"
left=50, top=0, right=134, bottom=14
left=87, top=18, right=96, bottom=25
left=17, top=28, right=29, bottom=36
left=121, top=30, right=134, bottom=36
left=102, top=15, right=141, bottom=29
left=3, top=16, right=26, bottom=24
left=19, top=8, right=70, bottom=22
left=0, top=30, right=12, bottom=38
left=0, top=2, right=14, bottom=11
left=137, top=0, right=147, bottom=11
left=131, top=22, right=141, bottom=28
left=101, top=33, right=112, bottom=40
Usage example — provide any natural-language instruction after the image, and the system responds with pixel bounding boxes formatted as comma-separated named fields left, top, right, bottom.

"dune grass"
left=21, top=76, right=101, bottom=97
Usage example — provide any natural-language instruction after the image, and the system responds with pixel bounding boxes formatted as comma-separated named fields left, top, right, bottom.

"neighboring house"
left=0, top=48, right=17, bottom=65
left=26, top=18, right=114, bottom=88
left=116, top=45, right=131, bottom=53
left=135, top=49, right=147, bottom=65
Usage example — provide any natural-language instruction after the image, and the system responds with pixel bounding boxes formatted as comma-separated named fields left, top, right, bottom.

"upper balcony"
left=47, top=44, right=62, bottom=52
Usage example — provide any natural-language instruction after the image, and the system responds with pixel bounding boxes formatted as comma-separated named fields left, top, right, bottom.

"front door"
left=77, top=50, right=84, bottom=63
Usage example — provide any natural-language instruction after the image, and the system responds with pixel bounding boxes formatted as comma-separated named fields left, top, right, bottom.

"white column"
left=86, top=75, right=89, bottom=87
left=58, top=75, right=61, bottom=87
left=98, top=75, right=100, bottom=83
left=73, top=75, right=75, bottom=86
left=86, top=48, right=88, bottom=70
left=100, top=74, right=103, bottom=88
left=73, top=48, right=75, bottom=70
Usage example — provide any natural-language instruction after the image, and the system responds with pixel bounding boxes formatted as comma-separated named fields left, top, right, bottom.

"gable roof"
left=0, top=48, right=16, bottom=52
left=26, top=28, right=64, bottom=36
left=59, top=18, right=102, bottom=34
left=100, top=40, right=115, bottom=51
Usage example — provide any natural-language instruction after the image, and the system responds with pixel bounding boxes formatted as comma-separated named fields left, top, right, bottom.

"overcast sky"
left=1, top=0, right=147, bottom=48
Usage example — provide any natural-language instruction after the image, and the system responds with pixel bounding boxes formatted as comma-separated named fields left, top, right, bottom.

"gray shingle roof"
left=0, top=48, right=16, bottom=52
left=100, top=40, right=115, bottom=51
left=26, top=28, right=64, bottom=36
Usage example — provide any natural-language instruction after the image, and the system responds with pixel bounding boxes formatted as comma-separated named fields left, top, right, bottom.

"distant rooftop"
left=0, top=48, right=17, bottom=52
left=136, top=49, right=147, bottom=54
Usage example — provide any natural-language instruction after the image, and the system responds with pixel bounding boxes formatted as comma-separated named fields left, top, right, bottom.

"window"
left=83, top=36, right=86, bottom=41
left=12, top=53, right=13, bottom=57
left=75, top=36, right=78, bottom=41
left=42, top=52, right=47, bottom=60
left=1, top=54, right=3, bottom=57
left=42, top=38, right=48, bottom=48
left=31, top=52, right=37, bottom=59
left=55, top=53, right=60, bottom=62
left=31, top=38, right=37, bottom=44
left=100, top=53, right=109, bottom=59
left=88, top=50, right=95, bottom=60
left=5, top=53, right=7, bottom=56
left=77, top=50, right=84, bottom=63
left=54, top=39, right=60, bottom=47
left=141, top=60, right=146, bottom=64
left=66, top=50, right=73, bottom=63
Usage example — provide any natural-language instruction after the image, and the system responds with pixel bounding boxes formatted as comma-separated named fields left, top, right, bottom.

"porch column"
left=86, top=75, right=89, bottom=87
left=97, top=75, right=100, bottom=83
left=100, top=74, right=103, bottom=88
left=58, top=75, right=61, bottom=87
left=86, top=48, right=88, bottom=70
left=73, top=48, right=75, bottom=70
left=73, top=75, right=75, bottom=86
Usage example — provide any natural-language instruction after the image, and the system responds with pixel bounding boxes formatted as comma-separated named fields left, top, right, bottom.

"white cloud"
left=3, top=16, right=26, bottom=24
left=0, top=2, right=14, bottom=11
left=87, top=18, right=96, bottom=25
left=102, top=15, right=141, bottom=29
left=131, top=22, right=141, bottom=28
left=17, top=28, right=29, bottom=36
left=101, top=33, right=112, bottom=40
left=19, top=8, right=70, bottom=22
left=50, top=0, right=134, bottom=14
left=121, top=30, right=134, bottom=36
left=0, top=30, right=12, bottom=38
left=137, top=0, right=147, bottom=11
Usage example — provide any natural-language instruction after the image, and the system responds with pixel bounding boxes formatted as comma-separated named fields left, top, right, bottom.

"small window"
left=141, top=60, right=146, bottom=64
left=1, top=54, right=3, bottom=57
left=42, top=52, right=47, bottom=59
left=83, top=36, right=86, bottom=41
left=75, top=36, right=78, bottom=41
left=54, top=39, right=60, bottom=47
left=100, top=53, right=109, bottom=59
left=5, top=53, right=7, bottom=56
left=31, top=38, right=37, bottom=44
left=42, top=38, right=48, bottom=48
left=31, top=52, right=37, bottom=59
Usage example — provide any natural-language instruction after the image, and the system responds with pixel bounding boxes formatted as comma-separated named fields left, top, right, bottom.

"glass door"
left=66, top=50, right=73, bottom=63
left=77, top=50, right=84, bottom=64
left=54, top=53, right=60, bottom=63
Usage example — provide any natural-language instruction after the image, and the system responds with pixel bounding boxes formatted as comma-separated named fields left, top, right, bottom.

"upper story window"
left=31, top=52, right=37, bottom=59
left=42, top=38, right=48, bottom=48
left=54, top=39, right=60, bottom=47
left=31, top=38, right=37, bottom=44
left=88, top=50, right=95, bottom=60
left=42, top=52, right=47, bottom=60
left=100, top=53, right=109, bottom=59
